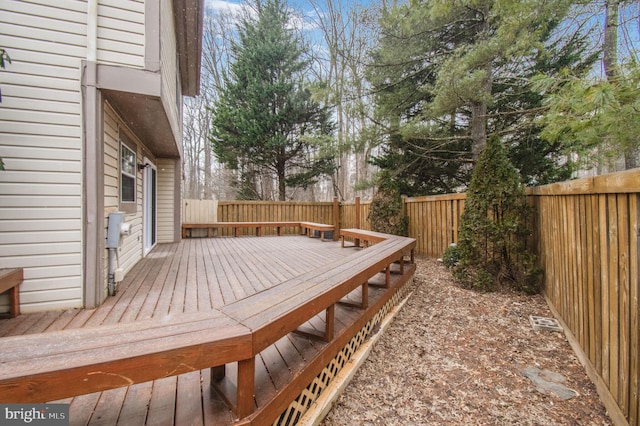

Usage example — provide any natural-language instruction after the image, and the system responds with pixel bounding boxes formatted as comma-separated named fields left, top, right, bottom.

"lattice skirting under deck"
left=274, top=278, right=414, bottom=426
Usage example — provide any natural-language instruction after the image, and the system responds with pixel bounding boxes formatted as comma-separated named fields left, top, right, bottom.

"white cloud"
left=204, top=0, right=320, bottom=33
left=205, top=0, right=244, bottom=15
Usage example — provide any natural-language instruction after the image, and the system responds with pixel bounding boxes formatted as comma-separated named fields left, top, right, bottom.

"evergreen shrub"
left=368, top=171, right=409, bottom=236
left=452, top=136, right=541, bottom=294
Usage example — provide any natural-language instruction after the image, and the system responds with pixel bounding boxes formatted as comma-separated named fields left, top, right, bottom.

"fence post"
left=355, top=197, right=361, bottom=247
left=333, top=197, right=339, bottom=241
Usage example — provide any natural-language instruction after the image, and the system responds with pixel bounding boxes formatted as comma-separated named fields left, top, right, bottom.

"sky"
left=203, top=0, right=335, bottom=59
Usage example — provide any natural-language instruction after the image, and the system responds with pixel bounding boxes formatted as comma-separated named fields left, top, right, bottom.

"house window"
left=120, top=141, right=136, bottom=210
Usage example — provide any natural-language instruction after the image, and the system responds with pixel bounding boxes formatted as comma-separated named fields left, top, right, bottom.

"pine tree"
left=535, top=1, right=640, bottom=172
left=210, top=0, right=334, bottom=201
left=367, top=0, right=594, bottom=194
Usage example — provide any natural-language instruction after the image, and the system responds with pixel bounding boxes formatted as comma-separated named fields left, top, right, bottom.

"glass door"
left=143, top=159, right=157, bottom=255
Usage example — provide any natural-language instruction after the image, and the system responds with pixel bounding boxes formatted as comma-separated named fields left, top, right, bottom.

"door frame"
left=142, top=157, right=157, bottom=256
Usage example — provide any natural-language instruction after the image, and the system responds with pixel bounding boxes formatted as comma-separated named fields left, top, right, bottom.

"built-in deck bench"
left=300, top=221, right=335, bottom=241
left=0, top=268, right=23, bottom=318
left=182, top=221, right=336, bottom=241
left=0, top=310, right=252, bottom=403
left=340, top=228, right=389, bottom=249
left=212, top=229, right=416, bottom=418
left=0, top=229, right=415, bottom=423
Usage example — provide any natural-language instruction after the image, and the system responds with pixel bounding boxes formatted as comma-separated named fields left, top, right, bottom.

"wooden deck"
left=0, top=235, right=414, bottom=426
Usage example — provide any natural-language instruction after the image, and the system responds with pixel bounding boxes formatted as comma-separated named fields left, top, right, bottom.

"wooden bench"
left=182, top=221, right=336, bottom=240
left=0, top=268, right=23, bottom=318
left=340, top=228, right=391, bottom=250
left=0, top=311, right=252, bottom=403
left=182, top=221, right=300, bottom=238
left=300, top=221, right=335, bottom=241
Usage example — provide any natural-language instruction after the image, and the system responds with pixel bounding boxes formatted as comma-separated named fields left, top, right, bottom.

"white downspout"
left=87, top=0, right=98, bottom=61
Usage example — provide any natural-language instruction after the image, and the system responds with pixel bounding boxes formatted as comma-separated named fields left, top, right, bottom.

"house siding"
left=0, top=0, right=86, bottom=313
left=157, top=158, right=177, bottom=243
left=103, top=104, right=160, bottom=296
left=160, top=0, right=182, bottom=146
left=97, top=0, right=145, bottom=68
left=0, top=0, right=191, bottom=313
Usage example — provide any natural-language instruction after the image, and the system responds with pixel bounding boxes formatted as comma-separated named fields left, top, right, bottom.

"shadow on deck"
left=0, top=233, right=415, bottom=426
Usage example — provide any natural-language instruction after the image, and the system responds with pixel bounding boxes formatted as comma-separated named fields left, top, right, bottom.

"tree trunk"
left=470, top=21, right=493, bottom=162
left=603, top=0, right=619, bottom=81
left=277, top=159, right=286, bottom=201
left=470, top=100, right=488, bottom=162
left=603, top=0, right=636, bottom=170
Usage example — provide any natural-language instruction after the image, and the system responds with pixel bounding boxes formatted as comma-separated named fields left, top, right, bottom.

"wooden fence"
left=182, top=168, right=639, bottom=425
left=529, top=170, right=639, bottom=426
left=340, top=199, right=371, bottom=231
left=405, top=193, right=466, bottom=258
left=182, top=200, right=336, bottom=237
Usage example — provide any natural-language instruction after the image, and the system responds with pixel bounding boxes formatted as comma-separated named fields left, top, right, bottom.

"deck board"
left=146, top=377, right=177, bottom=426
left=175, top=371, right=204, bottom=426
left=119, top=382, right=153, bottom=426
left=69, top=394, right=100, bottom=426
left=0, top=235, right=412, bottom=425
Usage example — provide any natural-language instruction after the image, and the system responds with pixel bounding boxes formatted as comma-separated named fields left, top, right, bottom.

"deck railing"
left=184, top=167, right=640, bottom=426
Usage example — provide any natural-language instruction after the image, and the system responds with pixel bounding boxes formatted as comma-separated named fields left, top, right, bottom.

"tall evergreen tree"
left=535, top=1, right=640, bottom=173
left=210, top=0, right=334, bottom=201
left=367, top=0, right=594, bottom=194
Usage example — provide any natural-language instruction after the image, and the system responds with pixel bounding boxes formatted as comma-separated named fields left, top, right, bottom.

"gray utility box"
left=107, top=212, right=131, bottom=249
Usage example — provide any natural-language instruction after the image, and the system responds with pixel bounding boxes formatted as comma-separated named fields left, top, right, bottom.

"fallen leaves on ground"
left=321, top=257, right=611, bottom=426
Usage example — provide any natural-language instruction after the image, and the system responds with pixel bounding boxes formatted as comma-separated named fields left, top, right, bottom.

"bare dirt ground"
left=321, top=257, right=612, bottom=425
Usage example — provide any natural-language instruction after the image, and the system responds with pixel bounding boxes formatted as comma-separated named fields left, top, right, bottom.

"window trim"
left=119, top=130, right=137, bottom=214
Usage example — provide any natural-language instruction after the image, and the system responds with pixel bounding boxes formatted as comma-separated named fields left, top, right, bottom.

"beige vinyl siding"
left=156, top=158, right=176, bottom=243
left=104, top=108, right=120, bottom=212
left=2, top=0, right=86, bottom=26
left=103, top=104, right=119, bottom=299
left=104, top=104, right=165, bottom=292
left=0, top=0, right=85, bottom=313
left=97, top=0, right=145, bottom=68
left=160, top=0, right=181, bottom=143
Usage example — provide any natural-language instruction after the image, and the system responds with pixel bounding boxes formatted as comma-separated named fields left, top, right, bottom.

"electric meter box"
left=107, top=212, right=130, bottom=249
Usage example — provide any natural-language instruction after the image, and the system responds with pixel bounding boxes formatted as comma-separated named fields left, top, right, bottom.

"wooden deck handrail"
left=0, top=230, right=415, bottom=422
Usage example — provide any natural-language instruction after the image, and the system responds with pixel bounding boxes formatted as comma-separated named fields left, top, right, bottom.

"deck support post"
left=354, top=197, right=361, bottom=248
left=385, top=265, right=391, bottom=288
left=236, top=357, right=255, bottom=419
left=361, top=281, right=368, bottom=309
left=332, top=196, right=339, bottom=241
left=325, top=304, right=335, bottom=342
left=292, top=304, right=336, bottom=342
left=211, top=365, right=225, bottom=382
left=337, top=281, right=369, bottom=309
